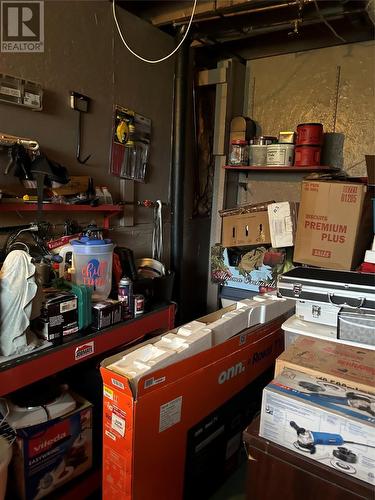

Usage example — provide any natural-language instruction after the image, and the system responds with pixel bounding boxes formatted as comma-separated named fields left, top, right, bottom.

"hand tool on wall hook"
left=70, top=91, right=91, bottom=164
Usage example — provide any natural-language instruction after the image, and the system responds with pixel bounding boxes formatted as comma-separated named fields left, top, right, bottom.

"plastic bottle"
left=95, top=187, right=105, bottom=205
left=102, top=186, right=113, bottom=205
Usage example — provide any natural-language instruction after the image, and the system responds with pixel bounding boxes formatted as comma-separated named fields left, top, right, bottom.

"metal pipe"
left=172, top=0, right=315, bottom=26
left=171, top=26, right=189, bottom=307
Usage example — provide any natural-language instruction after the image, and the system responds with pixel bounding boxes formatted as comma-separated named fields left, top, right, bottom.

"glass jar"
left=229, top=139, right=248, bottom=166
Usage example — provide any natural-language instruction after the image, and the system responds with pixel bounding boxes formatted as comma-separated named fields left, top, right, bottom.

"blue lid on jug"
left=72, top=237, right=112, bottom=245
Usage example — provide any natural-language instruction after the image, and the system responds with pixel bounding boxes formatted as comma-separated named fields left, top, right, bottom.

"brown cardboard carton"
left=294, top=180, right=372, bottom=270
left=275, top=335, right=375, bottom=394
left=222, top=211, right=271, bottom=247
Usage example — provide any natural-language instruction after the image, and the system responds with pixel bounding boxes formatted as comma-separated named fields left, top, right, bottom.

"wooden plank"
left=197, top=67, right=227, bottom=87
left=206, top=58, right=247, bottom=311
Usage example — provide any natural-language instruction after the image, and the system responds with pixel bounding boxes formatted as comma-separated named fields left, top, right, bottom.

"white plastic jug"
left=58, top=237, right=114, bottom=301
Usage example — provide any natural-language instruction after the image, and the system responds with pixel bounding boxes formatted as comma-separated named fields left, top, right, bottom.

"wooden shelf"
left=0, top=304, right=175, bottom=396
left=223, top=165, right=336, bottom=172
left=0, top=203, right=123, bottom=228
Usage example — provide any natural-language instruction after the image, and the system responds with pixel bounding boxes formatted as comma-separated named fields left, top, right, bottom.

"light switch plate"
left=70, top=91, right=90, bottom=112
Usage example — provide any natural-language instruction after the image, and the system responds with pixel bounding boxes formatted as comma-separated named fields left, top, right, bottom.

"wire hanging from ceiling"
left=313, top=0, right=347, bottom=43
left=112, top=0, right=197, bottom=64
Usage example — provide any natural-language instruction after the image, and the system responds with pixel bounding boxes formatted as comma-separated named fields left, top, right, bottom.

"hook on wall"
left=70, top=91, right=92, bottom=165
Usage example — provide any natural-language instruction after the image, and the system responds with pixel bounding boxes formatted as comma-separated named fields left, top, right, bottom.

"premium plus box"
left=275, top=335, right=375, bottom=394
left=294, top=180, right=372, bottom=270
left=10, top=394, right=92, bottom=500
left=260, top=369, right=375, bottom=485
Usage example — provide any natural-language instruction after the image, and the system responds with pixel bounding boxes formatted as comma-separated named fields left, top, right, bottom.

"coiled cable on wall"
left=112, top=0, right=197, bottom=64
left=152, top=200, right=163, bottom=262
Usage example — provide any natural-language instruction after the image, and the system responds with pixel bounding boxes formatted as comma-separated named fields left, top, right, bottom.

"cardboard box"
left=294, top=180, right=372, bottom=270
left=211, top=245, right=290, bottom=293
left=100, top=316, right=286, bottom=500
left=11, top=394, right=93, bottom=500
left=267, top=201, right=298, bottom=248
left=92, top=300, right=122, bottom=330
left=260, top=369, right=375, bottom=485
left=275, top=335, right=375, bottom=394
left=222, top=211, right=271, bottom=247
left=34, top=291, right=78, bottom=342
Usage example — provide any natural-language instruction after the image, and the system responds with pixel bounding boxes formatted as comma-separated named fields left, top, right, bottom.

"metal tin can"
left=249, top=144, right=268, bottom=166
left=250, top=136, right=277, bottom=146
left=118, top=276, right=133, bottom=319
left=134, top=294, right=145, bottom=316
left=296, top=123, right=323, bottom=146
left=266, top=144, right=295, bottom=166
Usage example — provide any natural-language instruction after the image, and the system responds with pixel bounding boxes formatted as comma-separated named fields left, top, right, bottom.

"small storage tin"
left=266, top=144, right=295, bottom=166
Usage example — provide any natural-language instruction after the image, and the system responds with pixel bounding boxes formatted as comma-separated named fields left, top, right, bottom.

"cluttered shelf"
left=0, top=303, right=175, bottom=396
left=223, top=165, right=336, bottom=172
left=0, top=203, right=123, bottom=229
left=0, top=203, right=123, bottom=212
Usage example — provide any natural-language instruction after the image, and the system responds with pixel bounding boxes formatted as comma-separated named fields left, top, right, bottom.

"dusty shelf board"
left=223, top=165, right=337, bottom=172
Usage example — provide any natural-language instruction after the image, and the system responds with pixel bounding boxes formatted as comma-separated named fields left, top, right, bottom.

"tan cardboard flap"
left=222, top=211, right=271, bottom=247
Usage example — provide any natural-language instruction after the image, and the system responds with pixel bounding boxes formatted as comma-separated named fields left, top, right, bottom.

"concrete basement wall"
left=0, top=1, right=174, bottom=257
left=240, top=40, right=375, bottom=205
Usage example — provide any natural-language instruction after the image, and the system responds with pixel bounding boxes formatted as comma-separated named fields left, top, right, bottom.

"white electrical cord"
left=112, top=0, right=197, bottom=64
left=152, top=201, right=163, bottom=262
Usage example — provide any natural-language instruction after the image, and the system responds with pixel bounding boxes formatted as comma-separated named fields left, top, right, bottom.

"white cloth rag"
left=0, top=250, right=38, bottom=356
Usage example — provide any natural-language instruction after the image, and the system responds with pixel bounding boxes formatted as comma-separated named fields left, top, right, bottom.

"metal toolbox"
left=278, top=267, right=375, bottom=310
left=338, top=308, right=375, bottom=346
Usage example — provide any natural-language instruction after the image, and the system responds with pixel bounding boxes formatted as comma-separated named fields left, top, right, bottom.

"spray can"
left=118, top=276, right=133, bottom=320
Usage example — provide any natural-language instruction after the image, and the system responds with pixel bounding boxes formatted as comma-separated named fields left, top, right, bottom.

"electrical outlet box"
left=70, top=91, right=90, bottom=112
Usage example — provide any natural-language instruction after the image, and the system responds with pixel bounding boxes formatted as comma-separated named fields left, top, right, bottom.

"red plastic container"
left=294, top=145, right=321, bottom=167
left=296, top=123, right=323, bottom=145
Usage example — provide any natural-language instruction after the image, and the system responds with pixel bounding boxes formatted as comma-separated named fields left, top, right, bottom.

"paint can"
left=266, top=144, right=295, bottom=166
left=249, top=145, right=268, bottom=166
left=118, top=276, right=133, bottom=319
left=134, top=294, right=145, bottom=316
left=294, top=145, right=321, bottom=166
left=296, top=123, right=323, bottom=145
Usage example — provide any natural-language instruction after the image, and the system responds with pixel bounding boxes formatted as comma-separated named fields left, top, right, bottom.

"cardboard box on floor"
left=260, top=369, right=375, bottom=485
left=275, top=335, right=375, bottom=395
left=222, top=211, right=271, bottom=247
left=10, top=393, right=92, bottom=500
left=294, top=180, right=373, bottom=270
left=100, top=312, right=286, bottom=500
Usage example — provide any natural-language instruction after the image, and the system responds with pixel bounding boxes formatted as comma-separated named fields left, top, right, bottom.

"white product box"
left=267, top=201, right=297, bottom=248
left=295, top=300, right=339, bottom=326
left=260, top=368, right=375, bottom=485
left=282, top=315, right=375, bottom=351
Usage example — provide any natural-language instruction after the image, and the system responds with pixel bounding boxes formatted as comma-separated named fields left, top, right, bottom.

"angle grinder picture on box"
left=260, top=369, right=375, bottom=485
